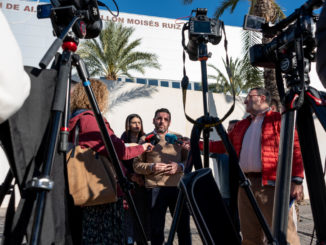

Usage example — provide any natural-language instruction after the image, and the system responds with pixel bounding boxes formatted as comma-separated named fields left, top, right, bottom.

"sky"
left=108, top=0, right=318, bottom=27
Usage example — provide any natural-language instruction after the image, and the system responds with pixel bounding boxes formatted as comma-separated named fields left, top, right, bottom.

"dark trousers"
left=148, top=187, right=191, bottom=245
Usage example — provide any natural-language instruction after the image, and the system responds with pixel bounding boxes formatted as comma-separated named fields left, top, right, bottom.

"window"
left=161, top=81, right=169, bottom=87
left=126, top=78, right=133, bottom=83
left=117, top=77, right=122, bottom=81
left=194, top=82, right=201, bottom=91
left=148, top=79, right=158, bottom=86
left=187, top=83, right=192, bottom=90
left=172, top=82, right=180, bottom=89
left=136, top=78, right=146, bottom=84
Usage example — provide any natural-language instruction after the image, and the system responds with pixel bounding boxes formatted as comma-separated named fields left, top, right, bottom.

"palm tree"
left=215, top=0, right=285, bottom=102
left=77, top=21, right=160, bottom=80
left=250, top=1, right=284, bottom=102
left=208, top=57, right=263, bottom=95
left=214, top=0, right=284, bottom=21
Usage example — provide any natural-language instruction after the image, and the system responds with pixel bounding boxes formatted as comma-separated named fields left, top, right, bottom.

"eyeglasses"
left=246, top=94, right=261, bottom=99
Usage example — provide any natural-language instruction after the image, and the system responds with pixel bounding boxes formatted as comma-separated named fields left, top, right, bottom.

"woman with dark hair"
left=68, top=80, right=153, bottom=244
left=121, top=114, right=150, bottom=244
left=121, top=114, right=145, bottom=148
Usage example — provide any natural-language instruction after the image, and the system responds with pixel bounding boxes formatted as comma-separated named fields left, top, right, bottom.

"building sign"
left=0, top=0, right=184, bottom=30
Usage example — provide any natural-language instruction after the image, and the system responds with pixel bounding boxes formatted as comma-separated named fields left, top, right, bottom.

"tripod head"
left=182, top=8, right=223, bottom=61
left=37, top=0, right=103, bottom=40
left=37, top=0, right=118, bottom=69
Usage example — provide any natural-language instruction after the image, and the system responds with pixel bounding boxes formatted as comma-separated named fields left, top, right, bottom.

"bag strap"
left=74, top=121, right=80, bottom=146
left=69, top=110, right=96, bottom=157
left=70, top=120, right=80, bottom=158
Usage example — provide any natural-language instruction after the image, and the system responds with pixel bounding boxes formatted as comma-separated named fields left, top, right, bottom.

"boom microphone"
left=145, top=133, right=160, bottom=145
left=165, top=133, right=183, bottom=145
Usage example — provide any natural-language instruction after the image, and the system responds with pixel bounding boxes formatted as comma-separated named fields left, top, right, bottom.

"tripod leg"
left=186, top=120, right=204, bottom=173
left=166, top=190, right=186, bottom=245
left=297, top=102, right=326, bottom=243
left=272, top=110, right=297, bottom=245
left=203, top=127, right=210, bottom=168
left=0, top=170, right=14, bottom=207
left=58, top=71, right=72, bottom=153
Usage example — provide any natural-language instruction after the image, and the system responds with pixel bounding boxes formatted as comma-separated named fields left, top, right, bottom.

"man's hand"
left=152, top=163, right=171, bottom=173
left=165, top=162, right=182, bottom=175
left=181, top=137, right=190, bottom=151
left=290, top=182, right=304, bottom=201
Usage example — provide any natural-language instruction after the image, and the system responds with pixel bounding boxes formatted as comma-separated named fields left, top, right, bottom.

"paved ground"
left=164, top=202, right=318, bottom=244
left=0, top=202, right=318, bottom=244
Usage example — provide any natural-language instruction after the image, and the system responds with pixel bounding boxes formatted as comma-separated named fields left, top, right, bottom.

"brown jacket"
left=133, top=131, right=188, bottom=188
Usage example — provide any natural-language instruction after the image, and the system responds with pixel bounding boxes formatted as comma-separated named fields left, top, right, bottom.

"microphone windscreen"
left=145, top=133, right=155, bottom=142
left=165, top=133, right=178, bottom=144
left=145, top=133, right=160, bottom=145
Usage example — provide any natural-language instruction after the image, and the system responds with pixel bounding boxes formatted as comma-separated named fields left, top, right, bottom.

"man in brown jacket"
left=133, top=108, right=191, bottom=245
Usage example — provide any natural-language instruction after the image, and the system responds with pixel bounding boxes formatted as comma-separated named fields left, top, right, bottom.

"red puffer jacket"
left=207, top=111, right=304, bottom=185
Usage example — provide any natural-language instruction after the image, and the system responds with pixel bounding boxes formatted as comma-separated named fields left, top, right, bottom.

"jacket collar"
left=249, top=107, right=271, bottom=119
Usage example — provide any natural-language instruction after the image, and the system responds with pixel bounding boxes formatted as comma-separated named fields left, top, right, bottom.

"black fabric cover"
left=180, top=168, right=241, bottom=244
left=0, top=66, right=74, bottom=245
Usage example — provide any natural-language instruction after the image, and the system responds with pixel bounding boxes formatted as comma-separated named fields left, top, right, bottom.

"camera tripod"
left=166, top=41, right=279, bottom=244
left=0, top=18, right=148, bottom=245
left=271, top=40, right=326, bottom=245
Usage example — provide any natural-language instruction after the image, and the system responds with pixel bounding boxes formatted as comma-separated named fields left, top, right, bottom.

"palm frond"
left=241, top=29, right=262, bottom=59
left=77, top=21, right=160, bottom=81
left=208, top=56, right=263, bottom=95
left=271, top=1, right=286, bottom=22
left=108, top=85, right=158, bottom=110
left=182, top=0, right=193, bottom=4
left=214, top=0, right=241, bottom=18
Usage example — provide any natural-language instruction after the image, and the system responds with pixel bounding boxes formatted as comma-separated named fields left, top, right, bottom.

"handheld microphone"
left=165, top=133, right=183, bottom=145
left=145, top=133, right=160, bottom=145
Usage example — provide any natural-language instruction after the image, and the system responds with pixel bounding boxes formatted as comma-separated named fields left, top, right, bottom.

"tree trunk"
left=252, top=0, right=281, bottom=108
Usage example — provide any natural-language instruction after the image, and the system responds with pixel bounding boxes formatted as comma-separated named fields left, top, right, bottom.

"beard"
left=156, top=125, right=167, bottom=133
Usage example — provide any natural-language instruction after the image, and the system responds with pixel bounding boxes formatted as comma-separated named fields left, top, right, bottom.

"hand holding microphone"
left=142, top=142, right=154, bottom=152
left=143, top=133, right=160, bottom=151
left=145, top=133, right=160, bottom=144
left=165, top=133, right=183, bottom=144
left=165, top=133, right=190, bottom=151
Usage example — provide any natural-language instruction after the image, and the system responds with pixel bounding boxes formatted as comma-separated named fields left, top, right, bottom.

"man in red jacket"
left=207, top=87, right=304, bottom=245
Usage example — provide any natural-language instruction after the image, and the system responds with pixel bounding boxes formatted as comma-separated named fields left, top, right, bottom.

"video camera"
left=37, top=0, right=103, bottom=39
left=243, top=0, right=324, bottom=71
left=183, top=8, right=223, bottom=61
